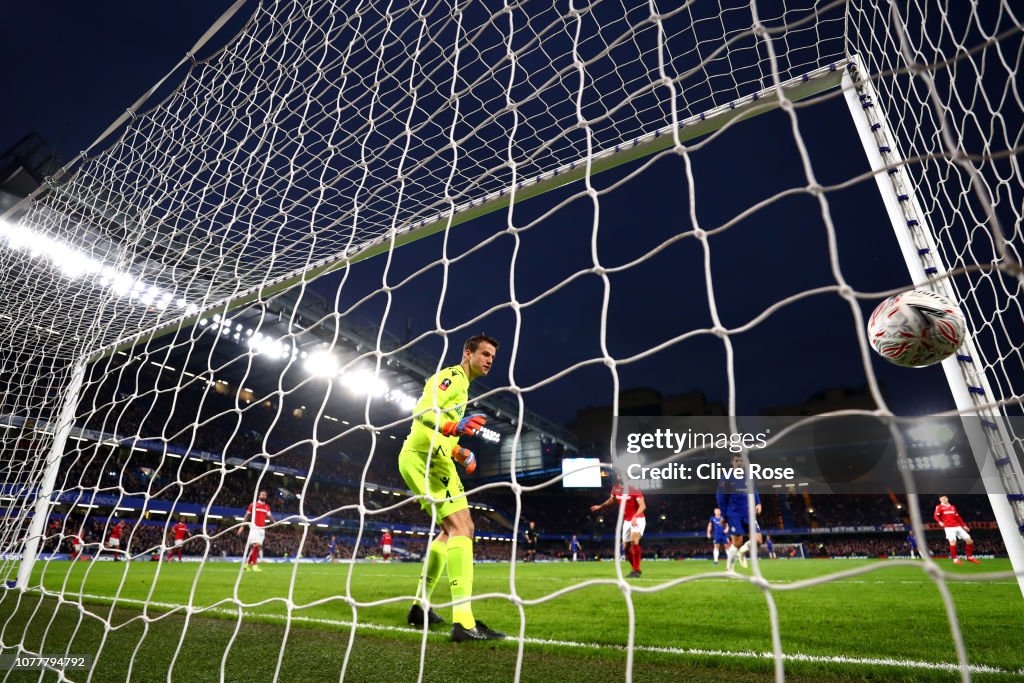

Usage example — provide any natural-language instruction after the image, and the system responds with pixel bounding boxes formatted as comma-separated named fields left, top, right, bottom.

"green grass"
left=1, top=558, right=1022, bottom=681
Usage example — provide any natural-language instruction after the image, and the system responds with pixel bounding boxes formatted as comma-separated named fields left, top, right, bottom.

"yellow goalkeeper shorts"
left=398, top=446, right=468, bottom=521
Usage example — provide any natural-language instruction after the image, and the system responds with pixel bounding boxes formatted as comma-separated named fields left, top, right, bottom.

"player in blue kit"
left=327, top=535, right=337, bottom=562
left=716, top=453, right=761, bottom=574
left=569, top=534, right=582, bottom=562
left=706, top=508, right=730, bottom=565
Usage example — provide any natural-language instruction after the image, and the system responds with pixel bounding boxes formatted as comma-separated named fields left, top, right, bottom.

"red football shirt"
left=381, top=533, right=393, bottom=546
left=173, top=522, right=189, bottom=541
left=109, top=522, right=125, bottom=540
left=611, top=484, right=645, bottom=521
left=247, top=501, right=271, bottom=527
left=934, top=503, right=965, bottom=528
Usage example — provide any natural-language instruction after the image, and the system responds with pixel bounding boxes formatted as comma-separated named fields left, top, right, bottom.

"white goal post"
left=842, top=46, right=1024, bottom=596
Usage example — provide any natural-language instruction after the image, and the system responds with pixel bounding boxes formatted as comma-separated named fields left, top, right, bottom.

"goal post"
left=13, top=364, right=86, bottom=590
left=842, top=54, right=1024, bottom=596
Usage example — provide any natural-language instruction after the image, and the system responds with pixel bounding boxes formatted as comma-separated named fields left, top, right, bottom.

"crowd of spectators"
left=34, top=513, right=516, bottom=563
left=2, top=361, right=1007, bottom=566
left=20, top=470, right=1011, bottom=563
left=509, top=530, right=1007, bottom=562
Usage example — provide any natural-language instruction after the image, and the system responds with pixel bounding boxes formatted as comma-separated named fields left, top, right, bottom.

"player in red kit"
left=934, top=495, right=979, bottom=564
left=238, top=490, right=274, bottom=572
left=591, top=474, right=647, bottom=578
left=381, top=529, right=393, bottom=562
left=107, top=519, right=127, bottom=561
left=69, top=533, right=83, bottom=561
left=168, top=518, right=189, bottom=562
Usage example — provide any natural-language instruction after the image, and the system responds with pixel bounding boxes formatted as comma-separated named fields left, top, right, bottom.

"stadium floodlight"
left=303, top=350, right=339, bottom=377
left=51, top=244, right=97, bottom=279
left=339, top=370, right=388, bottom=397
left=907, top=422, right=956, bottom=445
left=385, top=390, right=417, bottom=412
left=111, top=273, right=134, bottom=296
left=97, top=266, right=115, bottom=286
left=0, top=217, right=27, bottom=248
left=478, top=426, right=501, bottom=444
left=248, top=334, right=291, bottom=360
left=0, top=222, right=189, bottom=303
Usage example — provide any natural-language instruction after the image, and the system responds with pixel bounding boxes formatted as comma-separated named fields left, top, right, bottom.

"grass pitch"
left=1, top=557, right=1022, bottom=681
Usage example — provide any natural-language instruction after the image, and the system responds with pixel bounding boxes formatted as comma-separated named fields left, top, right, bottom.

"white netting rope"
left=0, top=2, right=1021, bottom=682
left=848, top=2, right=1024, bottom=492
left=2, top=0, right=848, bottom=362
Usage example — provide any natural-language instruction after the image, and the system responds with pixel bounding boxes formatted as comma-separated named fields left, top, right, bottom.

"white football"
left=866, top=289, right=966, bottom=367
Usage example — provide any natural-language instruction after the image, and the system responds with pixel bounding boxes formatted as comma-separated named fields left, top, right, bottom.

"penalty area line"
left=54, top=591, right=1012, bottom=675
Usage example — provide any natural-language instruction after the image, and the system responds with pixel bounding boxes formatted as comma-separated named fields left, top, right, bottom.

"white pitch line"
left=331, top=571, right=1022, bottom=587
left=47, top=591, right=1016, bottom=675
left=275, top=567, right=1021, bottom=586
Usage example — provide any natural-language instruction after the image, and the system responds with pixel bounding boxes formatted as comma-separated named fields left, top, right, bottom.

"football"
left=866, top=289, right=966, bottom=367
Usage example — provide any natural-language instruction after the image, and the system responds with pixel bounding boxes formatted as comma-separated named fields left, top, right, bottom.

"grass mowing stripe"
left=49, top=590, right=1015, bottom=675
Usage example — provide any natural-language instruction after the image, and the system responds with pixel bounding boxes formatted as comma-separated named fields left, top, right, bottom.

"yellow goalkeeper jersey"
left=401, top=364, right=469, bottom=454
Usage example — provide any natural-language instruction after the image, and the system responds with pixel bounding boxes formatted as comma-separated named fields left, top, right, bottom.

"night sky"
left=0, top=2, right=958, bottom=430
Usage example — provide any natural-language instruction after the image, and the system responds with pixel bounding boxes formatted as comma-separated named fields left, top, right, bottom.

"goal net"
left=1, top=0, right=1022, bottom=680
left=772, top=543, right=806, bottom=560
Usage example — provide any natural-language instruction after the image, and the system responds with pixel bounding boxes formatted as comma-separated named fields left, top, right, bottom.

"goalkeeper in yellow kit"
left=400, top=333, right=506, bottom=641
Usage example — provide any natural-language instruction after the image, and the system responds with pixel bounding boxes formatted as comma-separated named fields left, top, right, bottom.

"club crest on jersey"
left=438, top=378, right=452, bottom=391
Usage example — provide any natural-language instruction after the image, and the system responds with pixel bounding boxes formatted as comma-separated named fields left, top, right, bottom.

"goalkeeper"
left=399, top=333, right=505, bottom=642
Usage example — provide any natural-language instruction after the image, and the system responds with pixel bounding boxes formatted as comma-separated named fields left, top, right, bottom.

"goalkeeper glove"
left=453, top=445, right=476, bottom=474
left=441, top=413, right=487, bottom=437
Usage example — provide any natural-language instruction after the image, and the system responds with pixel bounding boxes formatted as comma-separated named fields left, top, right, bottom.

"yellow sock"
left=446, top=535, right=475, bottom=628
left=417, top=539, right=447, bottom=602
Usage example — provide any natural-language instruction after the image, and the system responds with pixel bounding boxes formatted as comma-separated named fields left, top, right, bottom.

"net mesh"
left=1, top=0, right=847, bottom=359
left=0, top=0, right=1022, bottom=681
left=856, top=0, right=1024, bottom=503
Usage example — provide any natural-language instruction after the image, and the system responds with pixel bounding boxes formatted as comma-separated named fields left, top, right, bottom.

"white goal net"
left=0, top=0, right=1022, bottom=681
left=771, top=543, right=805, bottom=560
